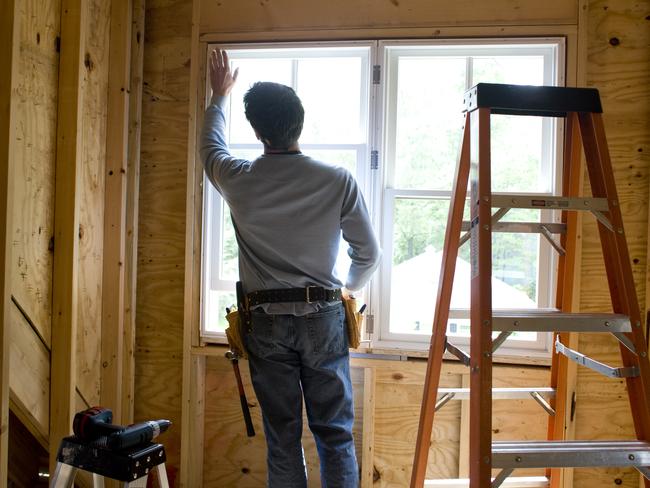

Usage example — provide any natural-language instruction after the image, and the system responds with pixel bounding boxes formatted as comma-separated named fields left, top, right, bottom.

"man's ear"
left=254, top=130, right=272, bottom=147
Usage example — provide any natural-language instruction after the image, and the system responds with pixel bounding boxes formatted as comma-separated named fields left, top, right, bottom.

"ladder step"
left=490, top=195, right=608, bottom=212
left=492, top=310, right=631, bottom=333
left=492, top=440, right=650, bottom=469
left=438, top=388, right=555, bottom=400
left=425, top=476, right=548, bottom=487
left=460, top=221, right=566, bottom=234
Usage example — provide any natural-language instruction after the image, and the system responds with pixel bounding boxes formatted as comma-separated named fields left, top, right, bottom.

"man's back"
left=201, top=96, right=380, bottom=313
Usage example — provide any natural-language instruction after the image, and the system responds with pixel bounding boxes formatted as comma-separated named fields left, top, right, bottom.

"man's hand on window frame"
left=210, top=49, right=239, bottom=98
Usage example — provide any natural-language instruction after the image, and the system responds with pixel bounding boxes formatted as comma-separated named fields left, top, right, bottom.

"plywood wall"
left=136, top=0, right=650, bottom=485
left=198, top=0, right=577, bottom=34
left=7, top=0, right=115, bottom=458
left=76, top=0, right=112, bottom=408
left=11, top=0, right=60, bottom=349
left=201, top=351, right=550, bottom=487
left=9, top=0, right=61, bottom=443
left=574, top=1, right=650, bottom=487
left=135, top=0, right=193, bottom=478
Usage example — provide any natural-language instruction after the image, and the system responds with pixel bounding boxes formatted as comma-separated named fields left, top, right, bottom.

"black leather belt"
left=246, top=286, right=342, bottom=307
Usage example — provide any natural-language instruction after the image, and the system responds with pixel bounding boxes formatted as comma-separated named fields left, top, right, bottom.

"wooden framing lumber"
left=100, top=0, right=133, bottom=426
left=0, top=0, right=20, bottom=484
left=122, top=0, right=146, bottom=425
left=180, top=0, right=206, bottom=485
left=361, top=367, right=376, bottom=487
left=552, top=5, right=587, bottom=486
left=50, top=0, right=87, bottom=473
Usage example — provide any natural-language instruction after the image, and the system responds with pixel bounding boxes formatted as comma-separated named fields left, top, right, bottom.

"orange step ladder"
left=410, top=83, right=650, bottom=488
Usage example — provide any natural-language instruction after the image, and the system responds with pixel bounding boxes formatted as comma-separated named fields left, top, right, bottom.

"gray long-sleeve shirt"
left=200, top=95, right=381, bottom=314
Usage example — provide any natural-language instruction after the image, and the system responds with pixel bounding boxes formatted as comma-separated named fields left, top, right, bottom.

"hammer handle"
left=232, top=358, right=255, bottom=437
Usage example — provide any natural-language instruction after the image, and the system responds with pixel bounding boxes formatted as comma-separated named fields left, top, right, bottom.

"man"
left=201, top=49, right=380, bottom=488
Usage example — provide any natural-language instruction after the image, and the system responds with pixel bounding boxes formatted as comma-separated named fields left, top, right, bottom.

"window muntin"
left=201, top=39, right=565, bottom=356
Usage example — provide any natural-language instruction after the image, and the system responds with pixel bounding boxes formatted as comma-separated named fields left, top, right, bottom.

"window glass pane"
left=205, top=290, right=237, bottom=333
left=389, top=199, right=539, bottom=335
left=472, top=55, right=544, bottom=86
left=389, top=198, right=449, bottom=334
left=228, top=58, right=293, bottom=144
left=394, top=57, right=466, bottom=190
left=491, top=208, right=540, bottom=305
left=489, top=115, right=546, bottom=193
left=220, top=204, right=238, bottom=281
left=298, top=57, right=363, bottom=144
left=472, top=56, right=549, bottom=193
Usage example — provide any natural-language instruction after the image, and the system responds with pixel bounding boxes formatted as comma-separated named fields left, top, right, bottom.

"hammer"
left=225, top=350, right=255, bottom=437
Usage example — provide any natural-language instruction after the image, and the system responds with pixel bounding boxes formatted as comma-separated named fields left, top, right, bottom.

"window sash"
left=372, top=38, right=565, bottom=353
left=201, top=41, right=374, bottom=340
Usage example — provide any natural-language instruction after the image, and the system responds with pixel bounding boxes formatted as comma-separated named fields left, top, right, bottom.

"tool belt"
left=246, top=286, right=342, bottom=306
left=227, top=284, right=361, bottom=353
left=342, top=295, right=363, bottom=349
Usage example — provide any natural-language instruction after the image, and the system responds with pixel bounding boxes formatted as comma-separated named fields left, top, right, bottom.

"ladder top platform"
left=463, top=83, right=603, bottom=117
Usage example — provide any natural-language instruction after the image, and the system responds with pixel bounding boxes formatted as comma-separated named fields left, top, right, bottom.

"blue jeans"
left=244, top=302, right=359, bottom=488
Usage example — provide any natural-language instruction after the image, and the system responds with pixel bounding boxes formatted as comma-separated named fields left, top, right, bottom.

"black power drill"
left=73, top=406, right=171, bottom=450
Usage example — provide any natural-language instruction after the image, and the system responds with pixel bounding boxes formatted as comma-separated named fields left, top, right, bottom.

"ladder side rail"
left=469, top=107, right=493, bottom=487
left=410, top=115, right=472, bottom=488
left=548, top=111, right=583, bottom=488
left=578, top=112, right=650, bottom=447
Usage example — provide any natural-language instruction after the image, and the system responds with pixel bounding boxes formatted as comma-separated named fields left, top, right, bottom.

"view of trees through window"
left=382, top=43, right=560, bottom=348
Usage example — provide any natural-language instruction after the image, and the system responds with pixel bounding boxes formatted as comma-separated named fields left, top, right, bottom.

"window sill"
left=195, top=339, right=552, bottom=367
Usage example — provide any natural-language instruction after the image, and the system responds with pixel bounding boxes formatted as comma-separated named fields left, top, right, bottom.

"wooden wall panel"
left=372, top=361, right=462, bottom=485
left=201, top=353, right=551, bottom=487
left=135, top=0, right=193, bottom=478
left=575, top=1, right=650, bottom=488
left=76, top=0, right=111, bottom=407
left=198, top=0, right=578, bottom=35
left=11, top=0, right=60, bottom=347
left=9, top=304, right=49, bottom=445
left=0, top=0, right=19, bottom=477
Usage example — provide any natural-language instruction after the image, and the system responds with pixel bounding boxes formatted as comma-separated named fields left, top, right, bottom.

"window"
left=201, top=39, right=565, bottom=357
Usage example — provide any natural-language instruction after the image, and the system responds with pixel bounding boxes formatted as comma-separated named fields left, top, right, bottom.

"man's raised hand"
left=210, top=49, right=239, bottom=98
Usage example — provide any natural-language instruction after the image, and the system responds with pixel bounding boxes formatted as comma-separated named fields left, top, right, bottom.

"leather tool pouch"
left=225, top=308, right=248, bottom=359
left=342, top=296, right=363, bottom=349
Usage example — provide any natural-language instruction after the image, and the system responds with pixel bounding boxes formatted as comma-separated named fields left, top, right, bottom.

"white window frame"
left=200, top=38, right=566, bottom=359
left=371, top=38, right=565, bottom=357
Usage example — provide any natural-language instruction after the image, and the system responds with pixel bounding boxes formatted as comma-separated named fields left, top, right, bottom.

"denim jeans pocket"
left=244, top=311, right=276, bottom=358
left=307, top=305, right=346, bottom=354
